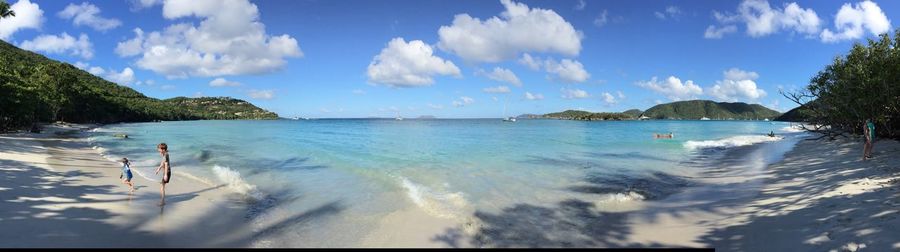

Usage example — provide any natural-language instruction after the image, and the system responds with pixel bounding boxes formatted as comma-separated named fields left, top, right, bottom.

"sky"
left=1, top=0, right=897, bottom=118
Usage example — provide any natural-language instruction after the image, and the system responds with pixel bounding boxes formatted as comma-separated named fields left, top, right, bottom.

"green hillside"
left=0, top=39, right=277, bottom=132
left=622, top=109, right=643, bottom=118
left=543, top=110, right=633, bottom=121
left=641, top=100, right=781, bottom=120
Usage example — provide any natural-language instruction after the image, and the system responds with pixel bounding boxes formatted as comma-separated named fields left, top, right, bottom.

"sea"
left=86, top=119, right=806, bottom=246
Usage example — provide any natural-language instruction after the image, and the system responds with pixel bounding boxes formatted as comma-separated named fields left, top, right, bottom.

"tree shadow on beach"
left=433, top=199, right=675, bottom=248
left=695, top=139, right=900, bottom=251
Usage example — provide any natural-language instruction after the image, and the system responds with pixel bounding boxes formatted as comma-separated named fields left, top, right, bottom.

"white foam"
left=596, top=191, right=646, bottom=204
left=213, top=165, right=264, bottom=200
left=684, top=135, right=783, bottom=150
left=398, top=177, right=468, bottom=219
left=781, top=125, right=805, bottom=133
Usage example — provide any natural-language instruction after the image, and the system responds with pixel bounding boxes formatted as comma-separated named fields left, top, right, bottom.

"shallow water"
left=88, top=119, right=798, bottom=246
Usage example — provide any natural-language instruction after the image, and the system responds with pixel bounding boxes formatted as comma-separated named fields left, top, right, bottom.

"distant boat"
left=700, top=117, right=710, bottom=120
left=502, top=95, right=516, bottom=122
left=290, top=116, right=300, bottom=120
left=764, top=118, right=770, bottom=121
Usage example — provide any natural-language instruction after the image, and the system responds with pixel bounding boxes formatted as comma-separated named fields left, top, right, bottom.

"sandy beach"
left=2, top=123, right=899, bottom=249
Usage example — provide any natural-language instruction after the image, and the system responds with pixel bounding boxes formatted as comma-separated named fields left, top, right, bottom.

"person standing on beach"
left=155, top=143, right=171, bottom=206
left=863, top=119, right=875, bottom=160
left=120, top=158, right=135, bottom=193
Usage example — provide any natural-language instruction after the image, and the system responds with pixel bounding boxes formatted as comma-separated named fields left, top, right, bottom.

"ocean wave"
left=398, top=176, right=469, bottom=219
left=684, top=135, right=783, bottom=150
left=213, top=165, right=264, bottom=200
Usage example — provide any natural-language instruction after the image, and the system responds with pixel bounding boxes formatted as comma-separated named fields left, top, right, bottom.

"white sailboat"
left=502, top=96, right=516, bottom=122
left=395, top=111, right=403, bottom=121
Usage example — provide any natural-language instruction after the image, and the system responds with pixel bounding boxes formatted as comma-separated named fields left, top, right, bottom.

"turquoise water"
left=88, top=119, right=798, bottom=246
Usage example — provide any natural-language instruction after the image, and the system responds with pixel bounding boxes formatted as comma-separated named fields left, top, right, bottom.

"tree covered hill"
left=0, top=39, right=277, bottom=132
left=542, top=110, right=633, bottom=120
left=641, top=100, right=781, bottom=120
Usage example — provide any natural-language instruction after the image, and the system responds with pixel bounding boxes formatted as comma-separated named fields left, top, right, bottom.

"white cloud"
left=656, top=6, right=682, bottom=20
left=477, top=67, right=522, bottom=86
left=248, top=89, right=275, bottom=100
left=708, top=68, right=767, bottom=102
left=704, top=25, right=738, bottom=39
left=594, top=9, right=608, bottom=27
left=636, top=76, right=703, bottom=101
left=543, top=58, right=590, bottom=83
left=524, top=92, right=544, bottom=100
left=352, top=89, right=366, bottom=95
left=57, top=2, right=121, bottom=31
left=574, top=0, right=586, bottom=11
left=209, top=77, right=240, bottom=87
left=437, top=0, right=582, bottom=63
left=518, top=53, right=542, bottom=70
left=19, top=33, right=93, bottom=59
left=88, top=66, right=105, bottom=75
left=427, top=103, right=445, bottom=109
left=709, top=0, right=821, bottom=38
left=616, top=91, right=625, bottom=99
left=601, top=92, right=617, bottom=104
left=116, top=0, right=303, bottom=78
left=0, top=0, right=43, bottom=40
left=160, top=84, right=175, bottom=90
left=561, top=88, right=590, bottom=99
left=366, top=37, right=461, bottom=87
left=452, top=96, right=474, bottom=107
left=518, top=54, right=589, bottom=83
left=105, top=67, right=135, bottom=85
left=820, top=0, right=891, bottom=43
left=483, top=85, right=511, bottom=93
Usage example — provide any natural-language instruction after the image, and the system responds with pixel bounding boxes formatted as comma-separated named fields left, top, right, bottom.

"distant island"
left=0, top=40, right=277, bottom=132
left=539, top=100, right=782, bottom=121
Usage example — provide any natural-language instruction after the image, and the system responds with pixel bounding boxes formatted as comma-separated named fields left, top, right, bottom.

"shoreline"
left=2, top=123, right=898, bottom=249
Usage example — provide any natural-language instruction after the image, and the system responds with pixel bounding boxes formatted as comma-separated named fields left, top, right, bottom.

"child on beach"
left=155, top=143, right=171, bottom=206
left=119, top=158, right=135, bottom=193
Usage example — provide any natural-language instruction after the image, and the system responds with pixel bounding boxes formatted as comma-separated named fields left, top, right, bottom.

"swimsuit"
left=122, top=163, right=133, bottom=181
left=867, top=122, right=875, bottom=141
left=162, top=154, right=172, bottom=184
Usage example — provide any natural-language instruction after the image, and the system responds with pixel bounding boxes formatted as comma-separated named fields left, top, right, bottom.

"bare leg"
left=159, top=182, right=166, bottom=206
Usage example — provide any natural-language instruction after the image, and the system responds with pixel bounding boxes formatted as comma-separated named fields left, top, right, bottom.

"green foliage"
left=0, top=0, right=14, bottom=19
left=788, top=30, right=900, bottom=139
left=0, top=40, right=278, bottom=132
left=642, top=100, right=781, bottom=120
left=543, top=110, right=634, bottom=121
left=622, top=109, right=643, bottom=118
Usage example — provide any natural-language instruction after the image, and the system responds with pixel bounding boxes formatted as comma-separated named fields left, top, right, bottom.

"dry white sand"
left=2, top=124, right=898, bottom=249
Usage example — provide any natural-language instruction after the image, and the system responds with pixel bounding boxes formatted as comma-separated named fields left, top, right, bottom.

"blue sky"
left=1, top=0, right=897, bottom=118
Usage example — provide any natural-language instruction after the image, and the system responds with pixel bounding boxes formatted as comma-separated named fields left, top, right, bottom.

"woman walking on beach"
left=863, top=119, right=875, bottom=160
left=155, top=143, right=171, bottom=206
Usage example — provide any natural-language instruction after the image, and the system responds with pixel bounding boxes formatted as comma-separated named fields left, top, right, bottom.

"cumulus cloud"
left=561, top=88, right=590, bottom=99
left=115, top=0, right=303, bottom=78
left=483, top=85, right=511, bottom=93
left=708, top=68, right=767, bottom=102
left=524, top=92, right=544, bottom=100
left=367, top=37, right=461, bottom=87
left=476, top=67, right=522, bottom=86
left=209, top=77, right=240, bottom=87
left=708, top=0, right=820, bottom=39
left=437, top=0, right=582, bottom=63
left=58, top=2, right=121, bottom=31
left=0, top=0, right=43, bottom=40
left=574, top=0, right=586, bottom=11
left=248, top=89, right=275, bottom=100
left=452, top=96, right=475, bottom=107
left=820, top=0, right=891, bottom=43
left=129, top=0, right=162, bottom=11
left=19, top=33, right=93, bottom=59
left=105, top=67, right=135, bottom=85
left=518, top=54, right=589, bottom=83
left=636, top=76, right=703, bottom=101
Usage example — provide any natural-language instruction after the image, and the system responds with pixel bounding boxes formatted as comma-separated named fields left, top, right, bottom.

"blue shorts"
left=124, top=170, right=133, bottom=181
